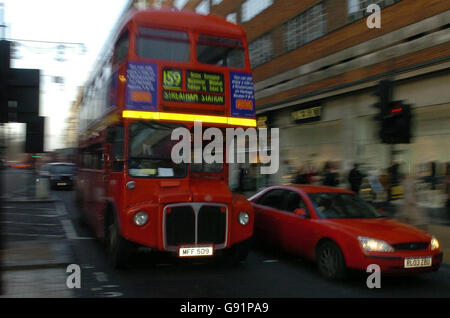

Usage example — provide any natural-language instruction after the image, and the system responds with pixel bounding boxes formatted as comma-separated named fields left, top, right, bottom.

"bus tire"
left=223, top=239, right=251, bottom=266
left=106, top=214, right=131, bottom=269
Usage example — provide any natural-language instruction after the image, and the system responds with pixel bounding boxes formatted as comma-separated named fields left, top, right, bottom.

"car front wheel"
left=317, top=241, right=347, bottom=280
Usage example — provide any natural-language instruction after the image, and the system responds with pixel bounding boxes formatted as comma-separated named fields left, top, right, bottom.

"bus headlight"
left=133, top=212, right=148, bottom=226
left=238, top=212, right=249, bottom=226
left=431, top=236, right=440, bottom=251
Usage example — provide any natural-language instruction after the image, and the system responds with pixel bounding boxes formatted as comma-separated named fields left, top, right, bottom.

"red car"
left=249, top=185, right=443, bottom=280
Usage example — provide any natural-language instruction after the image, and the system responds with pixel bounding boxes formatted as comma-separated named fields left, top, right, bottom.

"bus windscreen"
left=128, top=121, right=186, bottom=178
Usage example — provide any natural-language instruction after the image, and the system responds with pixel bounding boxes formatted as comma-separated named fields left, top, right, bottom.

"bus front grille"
left=163, top=203, right=228, bottom=251
left=198, top=206, right=226, bottom=244
left=165, top=206, right=195, bottom=246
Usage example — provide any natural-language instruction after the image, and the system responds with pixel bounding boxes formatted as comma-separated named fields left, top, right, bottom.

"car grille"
left=392, top=242, right=429, bottom=250
left=163, top=203, right=228, bottom=251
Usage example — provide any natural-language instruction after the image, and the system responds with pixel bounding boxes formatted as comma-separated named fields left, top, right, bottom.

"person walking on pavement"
left=348, top=163, right=364, bottom=194
left=293, top=166, right=308, bottom=184
left=322, top=161, right=339, bottom=187
left=397, top=173, right=427, bottom=226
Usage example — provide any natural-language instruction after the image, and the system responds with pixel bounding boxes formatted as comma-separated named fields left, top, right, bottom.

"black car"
left=41, top=163, right=75, bottom=190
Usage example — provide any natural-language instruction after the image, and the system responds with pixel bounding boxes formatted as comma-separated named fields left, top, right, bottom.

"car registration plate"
left=178, top=246, right=214, bottom=258
left=57, top=183, right=67, bottom=186
left=404, top=257, right=432, bottom=268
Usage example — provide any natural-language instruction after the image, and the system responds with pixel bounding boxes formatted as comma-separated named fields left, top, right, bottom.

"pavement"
left=0, top=189, right=75, bottom=297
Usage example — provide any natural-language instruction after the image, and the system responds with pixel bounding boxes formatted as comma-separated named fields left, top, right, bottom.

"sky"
left=2, top=0, right=131, bottom=151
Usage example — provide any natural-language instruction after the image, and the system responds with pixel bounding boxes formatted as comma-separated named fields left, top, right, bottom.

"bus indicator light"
left=236, top=99, right=253, bottom=110
left=131, top=91, right=152, bottom=103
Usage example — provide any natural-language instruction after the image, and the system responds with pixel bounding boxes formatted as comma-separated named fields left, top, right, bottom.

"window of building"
left=284, top=3, right=326, bottom=52
left=173, top=0, right=189, bottom=10
left=195, top=0, right=210, bottom=15
left=212, top=0, right=223, bottom=6
left=248, top=33, right=273, bottom=67
left=226, top=12, right=237, bottom=24
left=347, top=0, right=401, bottom=22
left=241, top=0, right=273, bottom=23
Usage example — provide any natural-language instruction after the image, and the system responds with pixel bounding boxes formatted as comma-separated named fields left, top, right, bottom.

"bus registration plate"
left=179, top=246, right=214, bottom=258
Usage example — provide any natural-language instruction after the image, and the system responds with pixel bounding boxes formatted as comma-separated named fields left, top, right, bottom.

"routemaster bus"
left=75, top=8, right=256, bottom=268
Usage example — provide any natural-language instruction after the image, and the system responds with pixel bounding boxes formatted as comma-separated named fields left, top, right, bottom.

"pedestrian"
left=322, top=161, right=339, bottom=187
left=348, top=163, right=364, bottom=194
left=396, top=173, right=426, bottom=226
left=293, top=167, right=308, bottom=184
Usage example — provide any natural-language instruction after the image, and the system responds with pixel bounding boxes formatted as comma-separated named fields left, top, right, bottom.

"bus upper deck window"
left=136, top=27, right=190, bottom=62
left=196, top=35, right=245, bottom=69
left=114, top=31, right=129, bottom=64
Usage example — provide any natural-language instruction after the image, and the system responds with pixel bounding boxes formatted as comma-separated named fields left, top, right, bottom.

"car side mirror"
left=294, top=208, right=307, bottom=218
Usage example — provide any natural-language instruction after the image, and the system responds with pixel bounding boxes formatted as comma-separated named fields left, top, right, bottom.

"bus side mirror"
left=294, top=208, right=307, bottom=218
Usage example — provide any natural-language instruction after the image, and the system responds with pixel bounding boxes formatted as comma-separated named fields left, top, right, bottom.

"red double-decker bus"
left=75, top=9, right=256, bottom=268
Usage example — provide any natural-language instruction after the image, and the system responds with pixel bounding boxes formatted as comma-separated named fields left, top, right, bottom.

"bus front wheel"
left=106, top=214, right=131, bottom=269
left=223, top=239, right=251, bottom=266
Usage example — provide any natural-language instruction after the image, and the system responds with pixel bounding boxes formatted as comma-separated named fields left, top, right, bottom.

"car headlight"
left=133, top=211, right=148, bottom=226
left=431, top=236, right=440, bottom=251
left=238, top=212, right=249, bottom=226
left=358, top=236, right=394, bottom=252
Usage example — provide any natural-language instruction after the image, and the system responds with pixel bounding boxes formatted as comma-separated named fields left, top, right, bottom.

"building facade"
left=126, top=1, right=450, bottom=190
left=170, top=0, right=450, bottom=186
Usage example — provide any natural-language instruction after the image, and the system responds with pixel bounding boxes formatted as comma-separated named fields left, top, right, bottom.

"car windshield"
left=49, top=164, right=74, bottom=175
left=309, top=193, right=383, bottom=219
left=128, top=121, right=186, bottom=178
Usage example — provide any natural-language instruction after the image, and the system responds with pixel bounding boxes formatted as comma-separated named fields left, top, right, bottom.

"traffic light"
left=372, top=79, right=392, bottom=121
left=25, top=116, right=45, bottom=153
left=373, top=80, right=413, bottom=144
left=0, top=40, right=10, bottom=123
left=379, top=100, right=413, bottom=144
